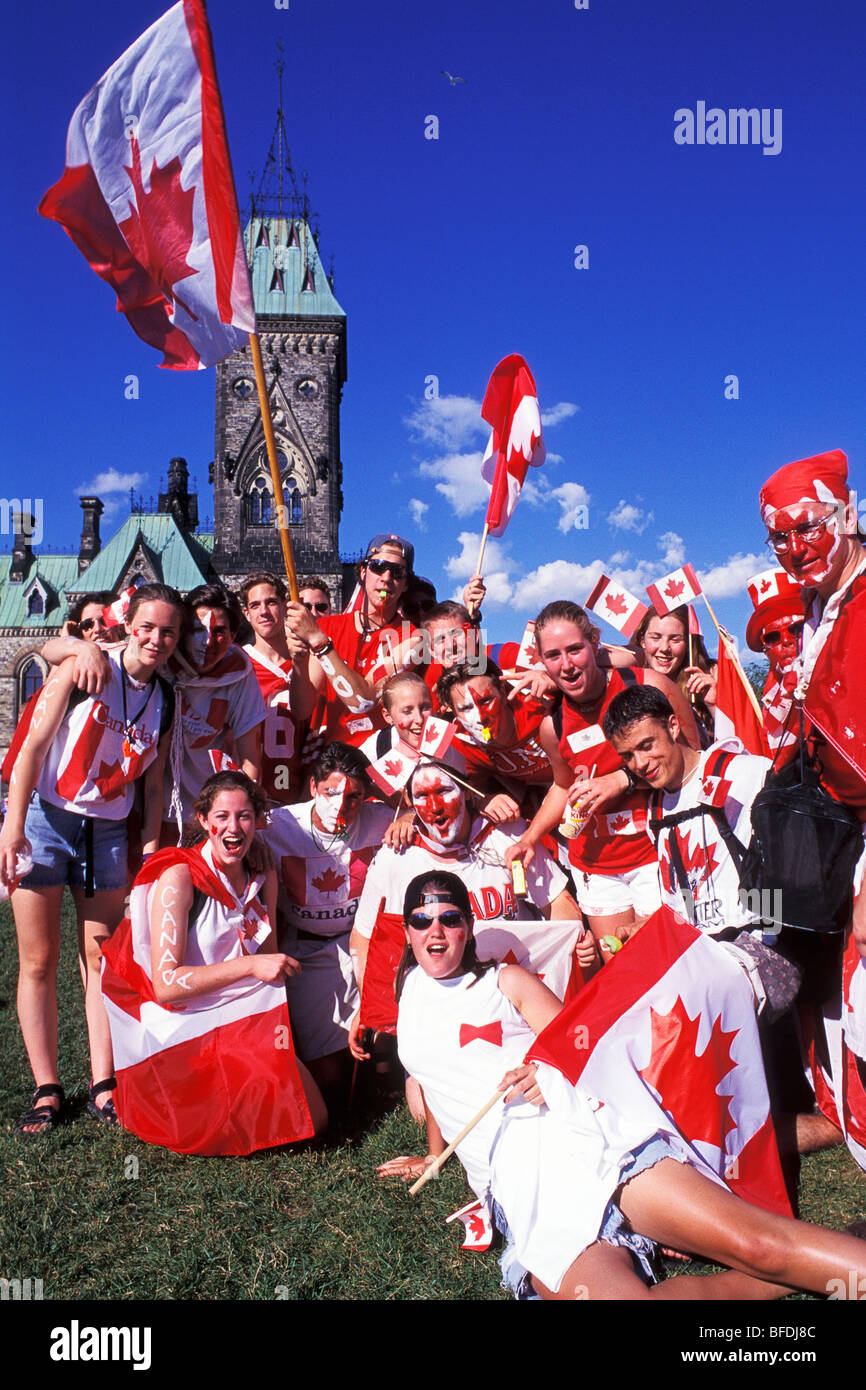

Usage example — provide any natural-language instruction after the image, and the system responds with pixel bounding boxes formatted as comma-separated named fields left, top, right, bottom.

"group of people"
left=0, top=449, right=864, bottom=1301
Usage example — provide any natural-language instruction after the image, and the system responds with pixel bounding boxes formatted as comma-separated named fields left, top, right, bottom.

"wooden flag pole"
left=467, top=523, right=490, bottom=619
left=249, top=331, right=300, bottom=601
left=408, top=1088, right=504, bottom=1195
left=701, top=593, right=764, bottom=721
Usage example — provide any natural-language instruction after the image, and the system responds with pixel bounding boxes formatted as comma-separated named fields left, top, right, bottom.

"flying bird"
left=441, top=70, right=466, bottom=86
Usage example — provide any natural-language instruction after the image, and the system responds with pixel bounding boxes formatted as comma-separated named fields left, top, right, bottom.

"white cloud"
left=404, top=394, right=487, bottom=452
left=607, top=499, right=654, bottom=533
left=445, top=530, right=515, bottom=607
left=699, top=552, right=766, bottom=599
left=609, top=549, right=631, bottom=566
left=418, top=451, right=488, bottom=516
left=408, top=498, right=429, bottom=531
left=550, top=482, right=591, bottom=533
left=657, top=531, right=686, bottom=569
left=76, top=469, right=145, bottom=497
left=541, top=401, right=579, bottom=427
left=510, top=559, right=605, bottom=611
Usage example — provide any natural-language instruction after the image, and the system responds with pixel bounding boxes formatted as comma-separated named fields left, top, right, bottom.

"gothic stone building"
left=0, top=195, right=350, bottom=768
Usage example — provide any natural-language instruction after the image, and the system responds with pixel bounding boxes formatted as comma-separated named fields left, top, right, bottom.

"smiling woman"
left=99, top=770, right=326, bottom=1155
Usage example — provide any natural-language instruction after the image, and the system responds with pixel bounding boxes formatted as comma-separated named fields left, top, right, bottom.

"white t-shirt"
left=166, top=647, right=266, bottom=820
left=651, top=739, right=771, bottom=935
left=262, top=799, right=394, bottom=938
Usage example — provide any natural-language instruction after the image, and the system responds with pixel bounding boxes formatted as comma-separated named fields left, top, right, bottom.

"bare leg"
left=585, top=908, right=636, bottom=962
left=796, top=1110, right=844, bottom=1154
left=619, top=1157, right=866, bottom=1296
left=531, top=1241, right=785, bottom=1301
left=12, top=885, right=64, bottom=1127
left=71, top=886, right=127, bottom=1093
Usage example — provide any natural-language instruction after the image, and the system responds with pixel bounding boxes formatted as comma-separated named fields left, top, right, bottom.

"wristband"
left=621, top=765, right=640, bottom=792
left=310, top=638, right=334, bottom=658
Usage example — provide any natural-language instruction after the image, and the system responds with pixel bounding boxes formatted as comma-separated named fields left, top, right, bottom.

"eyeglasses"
left=408, top=909, right=467, bottom=931
left=302, top=601, right=330, bottom=614
left=367, top=559, right=407, bottom=580
left=79, top=616, right=107, bottom=633
left=765, top=509, right=840, bottom=554
left=762, top=622, right=804, bottom=647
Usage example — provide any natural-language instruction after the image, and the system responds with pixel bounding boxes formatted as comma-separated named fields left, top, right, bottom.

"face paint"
left=760, top=613, right=804, bottom=678
left=314, top=774, right=349, bottom=833
left=766, top=502, right=844, bottom=588
left=454, top=681, right=502, bottom=745
left=411, top=768, right=465, bottom=846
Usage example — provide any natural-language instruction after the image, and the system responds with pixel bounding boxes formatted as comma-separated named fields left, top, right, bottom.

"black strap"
left=157, top=676, right=175, bottom=740
left=649, top=749, right=750, bottom=898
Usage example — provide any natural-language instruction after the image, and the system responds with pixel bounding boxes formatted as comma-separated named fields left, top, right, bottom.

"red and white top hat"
left=759, top=449, right=849, bottom=526
left=745, top=567, right=806, bottom=652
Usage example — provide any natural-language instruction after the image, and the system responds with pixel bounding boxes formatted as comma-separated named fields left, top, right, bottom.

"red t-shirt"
left=556, top=669, right=657, bottom=875
left=313, top=613, right=418, bottom=748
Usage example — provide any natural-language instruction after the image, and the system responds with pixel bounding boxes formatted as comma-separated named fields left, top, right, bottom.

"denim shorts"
left=20, top=793, right=128, bottom=893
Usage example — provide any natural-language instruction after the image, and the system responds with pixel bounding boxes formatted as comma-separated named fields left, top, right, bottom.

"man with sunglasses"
left=759, top=448, right=866, bottom=1168
left=744, top=568, right=806, bottom=754
left=298, top=578, right=332, bottom=619
left=285, top=534, right=421, bottom=748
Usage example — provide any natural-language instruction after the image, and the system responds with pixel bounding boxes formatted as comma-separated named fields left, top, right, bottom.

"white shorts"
left=574, top=862, right=661, bottom=920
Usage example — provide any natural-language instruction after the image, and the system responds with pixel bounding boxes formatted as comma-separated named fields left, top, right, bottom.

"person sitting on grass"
left=99, top=770, right=326, bottom=1155
left=378, top=870, right=866, bottom=1301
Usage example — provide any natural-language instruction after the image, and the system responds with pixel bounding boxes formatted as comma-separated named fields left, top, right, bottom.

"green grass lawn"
left=0, top=894, right=863, bottom=1302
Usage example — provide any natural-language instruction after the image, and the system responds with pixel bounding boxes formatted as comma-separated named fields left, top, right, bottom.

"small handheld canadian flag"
left=646, top=563, right=703, bottom=615
left=102, top=584, right=140, bottom=627
left=585, top=575, right=649, bottom=639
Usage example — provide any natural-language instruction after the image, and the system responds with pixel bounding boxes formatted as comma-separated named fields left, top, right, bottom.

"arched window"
left=27, top=590, right=44, bottom=617
left=19, top=658, right=44, bottom=710
left=247, top=476, right=273, bottom=525
left=285, top=479, right=303, bottom=525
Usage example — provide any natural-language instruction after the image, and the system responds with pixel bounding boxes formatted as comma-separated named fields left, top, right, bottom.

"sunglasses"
left=367, top=559, right=407, bottom=580
left=302, top=600, right=330, bottom=614
left=79, top=616, right=107, bottom=633
left=408, top=909, right=467, bottom=931
left=762, top=622, right=804, bottom=646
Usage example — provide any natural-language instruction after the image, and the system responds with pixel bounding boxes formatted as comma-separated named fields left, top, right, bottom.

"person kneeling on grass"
left=378, top=870, right=866, bottom=1300
left=99, top=771, right=326, bottom=1155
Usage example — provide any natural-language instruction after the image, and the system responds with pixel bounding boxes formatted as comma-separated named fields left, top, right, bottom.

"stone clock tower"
left=211, top=85, right=346, bottom=598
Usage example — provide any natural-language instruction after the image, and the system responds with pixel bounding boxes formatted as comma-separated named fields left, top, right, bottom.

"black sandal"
left=87, top=1077, right=119, bottom=1126
left=15, top=1084, right=65, bottom=1138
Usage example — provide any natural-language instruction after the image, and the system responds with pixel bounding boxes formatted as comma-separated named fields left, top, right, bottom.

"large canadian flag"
left=528, top=906, right=792, bottom=1218
left=100, top=848, right=313, bottom=1155
left=480, top=355, right=545, bottom=537
left=39, top=0, right=255, bottom=369
left=646, top=563, right=703, bottom=615
left=585, top=574, right=649, bottom=639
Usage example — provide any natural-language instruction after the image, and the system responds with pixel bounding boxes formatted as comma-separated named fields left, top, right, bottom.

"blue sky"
left=3, top=0, right=864, bottom=650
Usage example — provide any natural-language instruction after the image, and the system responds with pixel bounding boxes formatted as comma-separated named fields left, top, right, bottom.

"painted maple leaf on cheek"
left=119, top=135, right=198, bottom=319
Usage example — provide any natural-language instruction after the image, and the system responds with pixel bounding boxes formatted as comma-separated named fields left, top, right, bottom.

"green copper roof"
left=0, top=554, right=80, bottom=628
left=246, top=216, right=345, bottom=319
left=69, top=514, right=213, bottom=596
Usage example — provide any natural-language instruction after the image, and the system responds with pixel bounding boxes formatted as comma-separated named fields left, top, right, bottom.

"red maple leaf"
left=664, top=579, right=685, bottom=599
left=93, top=755, right=132, bottom=800
left=609, top=813, right=630, bottom=831
left=661, top=830, right=720, bottom=896
left=639, top=995, right=739, bottom=1150
left=119, top=135, right=199, bottom=319
left=604, top=592, right=628, bottom=615
left=759, top=578, right=772, bottom=593
left=312, top=866, right=345, bottom=896
left=423, top=723, right=440, bottom=745
left=383, top=757, right=405, bottom=777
